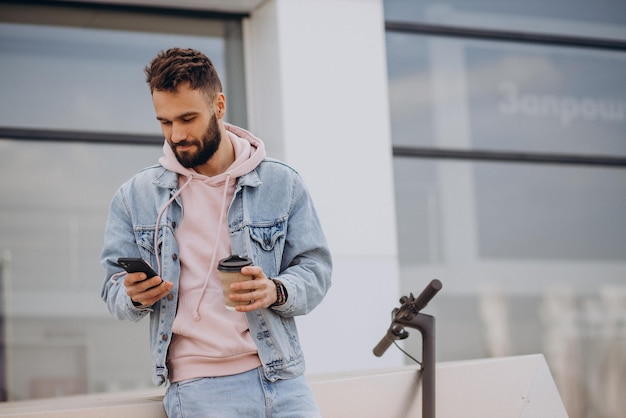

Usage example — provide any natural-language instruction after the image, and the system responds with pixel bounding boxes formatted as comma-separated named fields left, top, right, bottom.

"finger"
left=231, top=282, right=273, bottom=311
left=129, top=275, right=163, bottom=292
left=234, top=291, right=269, bottom=312
left=228, top=289, right=254, bottom=303
left=234, top=300, right=259, bottom=313
left=230, top=279, right=255, bottom=292
left=230, top=275, right=270, bottom=292
left=230, top=282, right=263, bottom=297
left=129, top=280, right=170, bottom=306
left=146, top=282, right=174, bottom=304
left=124, top=272, right=148, bottom=286
left=240, top=265, right=264, bottom=278
left=141, top=276, right=164, bottom=291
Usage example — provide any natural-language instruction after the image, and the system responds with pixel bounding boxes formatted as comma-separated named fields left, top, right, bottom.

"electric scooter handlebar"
left=413, top=279, right=442, bottom=311
left=372, top=279, right=442, bottom=357
left=372, top=329, right=396, bottom=357
left=373, top=324, right=406, bottom=357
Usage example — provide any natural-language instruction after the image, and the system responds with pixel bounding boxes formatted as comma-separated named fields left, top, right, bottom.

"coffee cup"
left=217, top=255, right=253, bottom=310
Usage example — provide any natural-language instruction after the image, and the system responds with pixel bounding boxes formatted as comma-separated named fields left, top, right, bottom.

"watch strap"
left=270, top=278, right=288, bottom=307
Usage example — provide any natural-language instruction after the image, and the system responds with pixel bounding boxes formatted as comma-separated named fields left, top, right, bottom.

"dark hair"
left=144, top=47, right=222, bottom=100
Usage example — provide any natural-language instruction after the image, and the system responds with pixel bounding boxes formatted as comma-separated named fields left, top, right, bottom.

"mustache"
left=171, top=139, right=197, bottom=149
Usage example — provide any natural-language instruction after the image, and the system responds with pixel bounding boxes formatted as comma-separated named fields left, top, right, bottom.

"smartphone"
left=117, top=257, right=158, bottom=278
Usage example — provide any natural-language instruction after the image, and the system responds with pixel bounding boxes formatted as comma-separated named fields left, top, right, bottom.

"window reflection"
left=394, top=157, right=626, bottom=418
left=384, top=0, right=626, bottom=37
left=386, top=33, right=626, bottom=156
left=0, top=22, right=226, bottom=134
left=0, top=140, right=163, bottom=400
left=465, top=42, right=626, bottom=156
left=475, top=162, right=626, bottom=261
left=0, top=5, right=244, bottom=402
left=386, top=4, right=626, bottom=415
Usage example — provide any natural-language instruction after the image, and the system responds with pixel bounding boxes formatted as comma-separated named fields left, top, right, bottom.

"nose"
left=170, top=122, right=187, bottom=143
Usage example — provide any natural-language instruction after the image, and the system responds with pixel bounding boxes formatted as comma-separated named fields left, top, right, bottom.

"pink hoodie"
left=159, top=124, right=266, bottom=382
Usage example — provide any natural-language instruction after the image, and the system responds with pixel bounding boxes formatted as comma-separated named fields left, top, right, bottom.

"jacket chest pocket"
left=247, top=220, right=286, bottom=277
left=134, top=226, right=164, bottom=264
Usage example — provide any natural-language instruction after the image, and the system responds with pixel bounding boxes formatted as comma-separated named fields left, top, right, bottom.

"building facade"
left=1, top=1, right=625, bottom=417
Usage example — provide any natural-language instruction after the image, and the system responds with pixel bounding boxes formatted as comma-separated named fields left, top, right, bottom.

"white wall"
left=244, top=0, right=404, bottom=373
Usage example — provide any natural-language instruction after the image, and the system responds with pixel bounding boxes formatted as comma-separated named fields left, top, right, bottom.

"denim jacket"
left=100, top=158, right=332, bottom=385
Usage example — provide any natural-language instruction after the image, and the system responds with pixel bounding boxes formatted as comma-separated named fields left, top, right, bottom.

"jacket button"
left=167, top=294, right=174, bottom=301
left=161, top=334, right=168, bottom=341
left=172, top=222, right=177, bottom=229
left=172, top=253, right=178, bottom=261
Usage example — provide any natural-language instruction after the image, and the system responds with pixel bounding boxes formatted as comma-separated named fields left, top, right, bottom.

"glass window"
left=386, top=34, right=437, bottom=148
left=0, top=4, right=245, bottom=402
left=394, top=158, right=626, bottom=418
left=386, top=33, right=626, bottom=157
left=385, top=3, right=626, bottom=417
left=0, top=139, right=163, bottom=399
left=466, top=42, right=626, bottom=156
left=0, top=3, right=246, bottom=133
left=394, top=158, right=626, bottom=266
left=0, top=22, right=225, bottom=134
left=475, top=162, right=626, bottom=261
left=393, top=158, right=440, bottom=264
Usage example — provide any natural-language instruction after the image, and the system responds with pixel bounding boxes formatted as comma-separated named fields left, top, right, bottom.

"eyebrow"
left=156, top=111, right=199, bottom=122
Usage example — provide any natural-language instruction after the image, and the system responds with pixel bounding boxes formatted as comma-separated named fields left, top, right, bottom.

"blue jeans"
left=163, top=367, right=321, bottom=418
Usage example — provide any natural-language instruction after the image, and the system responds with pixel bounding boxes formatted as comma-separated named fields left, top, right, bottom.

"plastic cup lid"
left=217, top=255, right=253, bottom=271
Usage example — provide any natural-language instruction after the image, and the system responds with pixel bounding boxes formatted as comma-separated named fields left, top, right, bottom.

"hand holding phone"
left=117, top=258, right=169, bottom=307
left=117, top=257, right=158, bottom=278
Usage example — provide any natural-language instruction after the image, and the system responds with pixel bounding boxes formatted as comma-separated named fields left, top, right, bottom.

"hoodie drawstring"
left=154, top=175, right=194, bottom=276
left=192, top=172, right=232, bottom=321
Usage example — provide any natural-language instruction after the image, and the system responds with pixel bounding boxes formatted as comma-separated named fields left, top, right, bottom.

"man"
left=100, top=47, right=332, bottom=417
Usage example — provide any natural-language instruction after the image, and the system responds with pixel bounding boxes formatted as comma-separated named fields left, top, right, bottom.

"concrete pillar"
left=244, top=0, right=403, bottom=373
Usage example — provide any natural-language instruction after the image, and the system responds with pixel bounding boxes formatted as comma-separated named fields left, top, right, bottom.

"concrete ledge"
left=0, top=388, right=166, bottom=418
left=0, top=354, right=567, bottom=417
left=309, top=354, right=568, bottom=417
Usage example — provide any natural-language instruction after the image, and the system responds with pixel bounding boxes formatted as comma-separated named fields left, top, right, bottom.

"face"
left=152, top=83, right=224, bottom=169
left=170, top=113, right=221, bottom=168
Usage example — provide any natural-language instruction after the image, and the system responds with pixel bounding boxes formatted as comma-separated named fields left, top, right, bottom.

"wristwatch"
left=270, top=278, right=288, bottom=307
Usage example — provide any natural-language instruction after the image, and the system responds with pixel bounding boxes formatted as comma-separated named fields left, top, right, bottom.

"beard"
left=171, top=114, right=221, bottom=169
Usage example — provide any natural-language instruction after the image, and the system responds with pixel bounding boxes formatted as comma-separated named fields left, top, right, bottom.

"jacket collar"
left=152, top=166, right=178, bottom=189
left=152, top=164, right=263, bottom=190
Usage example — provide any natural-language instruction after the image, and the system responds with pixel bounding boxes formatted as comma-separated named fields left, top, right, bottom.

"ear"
left=214, top=93, right=226, bottom=120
